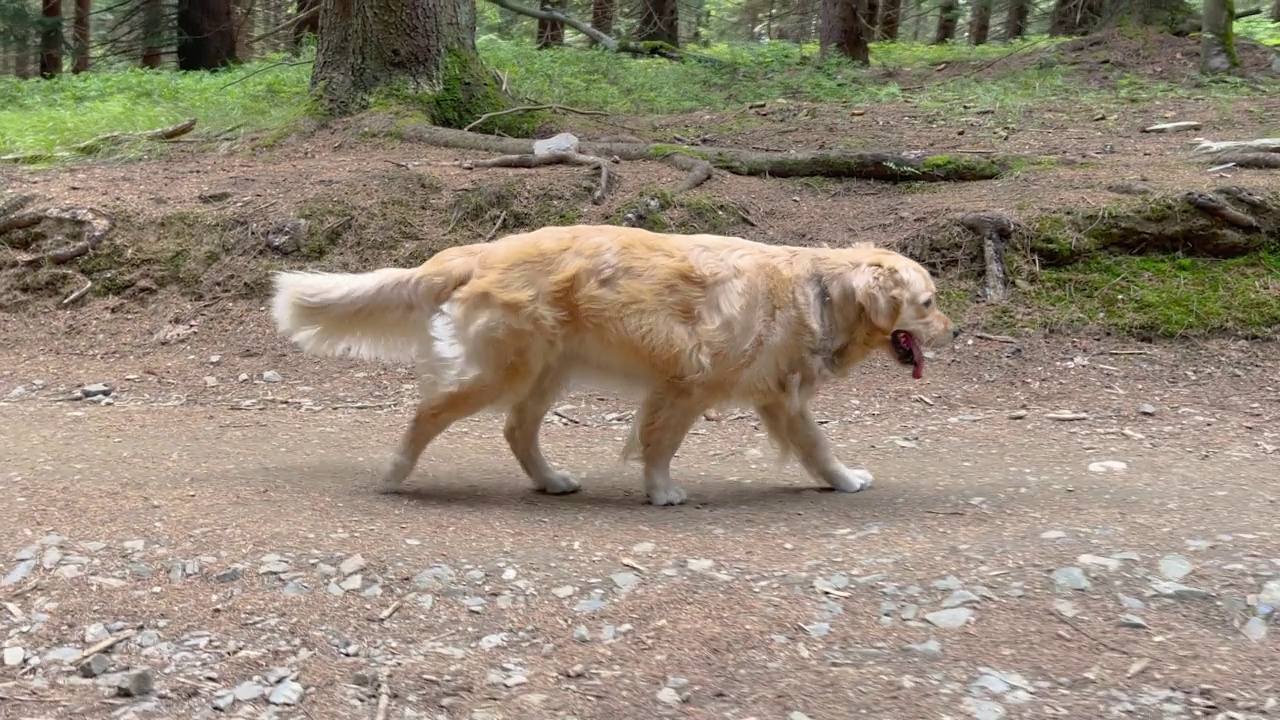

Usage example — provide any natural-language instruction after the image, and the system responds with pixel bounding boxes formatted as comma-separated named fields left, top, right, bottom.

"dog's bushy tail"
left=271, top=264, right=469, bottom=363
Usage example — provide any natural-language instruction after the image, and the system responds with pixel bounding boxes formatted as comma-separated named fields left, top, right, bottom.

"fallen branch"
left=398, top=124, right=1037, bottom=183
left=11, top=208, right=114, bottom=266
left=483, top=0, right=713, bottom=62
left=61, top=279, right=93, bottom=306
left=1191, top=138, right=1280, bottom=157
left=961, top=213, right=1014, bottom=302
left=436, top=151, right=614, bottom=205
left=462, top=104, right=610, bottom=133
left=64, top=628, right=137, bottom=666
left=1210, top=153, right=1280, bottom=170
left=0, top=119, right=197, bottom=164
left=1183, top=191, right=1260, bottom=230
left=373, top=672, right=392, bottom=720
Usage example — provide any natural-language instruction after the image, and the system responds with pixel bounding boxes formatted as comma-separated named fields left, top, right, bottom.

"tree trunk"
left=635, top=0, right=679, bottom=46
left=1049, top=0, right=1104, bottom=34
left=590, top=0, right=615, bottom=41
left=1272, top=0, right=1279, bottom=22
left=536, top=0, right=564, bottom=47
left=294, top=0, right=321, bottom=49
left=40, top=0, right=62, bottom=78
left=233, top=0, right=254, bottom=60
left=177, top=0, right=237, bottom=70
left=864, top=0, right=881, bottom=39
left=820, top=0, right=868, bottom=63
left=15, top=20, right=34, bottom=78
left=72, top=0, right=89, bottom=72
left=311, top=0, right=513, bottom=131
left=879, top=0, right=901, bottom=39
left=1004, top=0, right=1029, bottom=38
left=934, top=0, right=958, bottom=42
left=141, top=0, right=165, bottom=68
left=1200, top=0, right=1236, bottom=73
left=969, top=0, right=991, bottom=44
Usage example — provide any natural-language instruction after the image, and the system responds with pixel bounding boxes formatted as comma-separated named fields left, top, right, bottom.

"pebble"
left=1053, top=599, right=1079, bottom=618
left=115, top=669, right=155, bottom=697
left=1087, top=460, right=1128, bottom=473
left=233, top=681, right=266, bottom=701
left=80, top=383, right=112, bottom=398
left=1077, top=554, right=1121, bottom=571
left=339, top=554, right=366, bottom=576
left=573, top=625, right=591, bottom=642
left=1137, top=403, right=1156, bottom=415
left=1150, top=580, right=1212, bottom=600
left=686, top=558, right=715, bottom=572
left=552, top=585, right=576, bottom=598
left=963, top=697, right=1008, bottom=720
left=1039, top=530, right=1067, bottom=540
left=1241, top=617, right=1268, bottom=642
left=904, top=639, right=942, bottom=655
left=611, top=571, right=639, bottom=589
left=1158, top=554, right=1193, bottom=581
left=632, top=542, right=656, bottom=553
left=1119, top=614, right=1149, bottom=629
left=924, top=608, right=974, bottom=629
left=942, top=590, right=981, bottom=608
left=656, top=687, right=683, bottom=706
left=789, top=714, right=814, bottom=720
left=803, top=622, right=831, bottom=638
left=575, top=599, right=606, bottom=612
left=1051, top=567, right=1090, bottom=591
left=262, top=370, right=284, bottom=383
left=2, top=559, right=36, bottom=586
left=78, top=653, right=111, bottom=677
left=1118, top=593, right=1145, bottom=610
left=268, top=679, right=304, bottom=705
left=2, top=646, right=24, bottom=667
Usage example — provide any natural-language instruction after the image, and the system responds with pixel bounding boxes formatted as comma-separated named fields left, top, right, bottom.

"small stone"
left=1087, top=460, right=1127, bottom=473
left=1242, top=616, right=1268, bottom=642
left=572, top=625, right=591, bottom=642
left=338, top=554, right=366, bottom=577
left=84, top=623, right=110, bottom=643
left=1158, top=554, right=1193, bottom=581
left=802, top=622, right=830, bottom=638
left=268, top=679, right=304, bottom=706
left=502, top=675, right=528, bottom=688
left=574, top=599, right=606, bottom=613
left=1118, top=593, right=1145, bottom=610
left=2, top=646, right=24, bottom=667
left=1, top=559, right=36, bottom=587
left=214, top=566, right=244, bottom=583
left=77, top=653, right=111, bottom=677
left=632, top=542, right=656, bottom=553
left=1054, top=599, right=1079, bottom=618
left=479, top=633, right=506, bottom=650
left=942, top=590, right=981, bottom=608
left=924, top=608, right=973, bottom=629
left=1051, top=567, right=1090, bottom=592
left=1137, top=403, right=1156, bottom=415
left=686, top=558, right=715, bottom=572
left=262, top=370, right=284, bottom=383
left=963, top=697, right=1008, bottom=720
left=656, top=686, right=683, bottom=706
left=259, top=561, right=290, bottom=574
left=212, top=690, right=235, bottom=711
left=1077, top=554, right=1121, bottom=571
left=339, top=573, right=363, bottom=591
left=1150, top=580, right=1212, bottom=600
left=533, top=132, right=580, bottom=156
left=789, top=713, right=814, bottom=720
left=931, top=576, right=964, bottom=591
left=1119, top=614, right=1149, bottom=629
left=551, top=585, right=576, bottom=598
left=1039, top=530, right=1067, bottom=540
left=115, top=669, right=156, bottom=697
left=465, top=569, right=486, bottom=582
left=81, top=383, right=112, bottom=398
left=233, top=681, right=265, bottom=701
left=611, top=571, right=639, bottom=589
left=904, top=639, right=942, bottom=655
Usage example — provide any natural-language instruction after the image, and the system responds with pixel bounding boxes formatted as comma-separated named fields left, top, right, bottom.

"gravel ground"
left=2, top=325, right=1278, bottom=720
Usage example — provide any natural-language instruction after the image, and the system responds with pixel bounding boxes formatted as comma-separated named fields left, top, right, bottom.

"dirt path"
left=2, top=324, right=1278, bottom=719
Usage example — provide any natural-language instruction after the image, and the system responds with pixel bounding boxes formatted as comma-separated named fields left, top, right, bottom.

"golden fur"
left=271, top=224, right=957, bottom=505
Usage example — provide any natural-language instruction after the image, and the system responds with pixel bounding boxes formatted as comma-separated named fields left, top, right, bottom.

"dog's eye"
left=922, top=297, right=934, bottom=308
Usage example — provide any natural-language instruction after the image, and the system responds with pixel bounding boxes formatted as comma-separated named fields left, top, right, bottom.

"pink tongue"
left=912, top=348, right=924, bottom=379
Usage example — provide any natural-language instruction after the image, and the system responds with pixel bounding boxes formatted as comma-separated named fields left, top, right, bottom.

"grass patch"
left=0, top=52, right=315, bottom=157
left=1022, top=251, right=1280, bottom=338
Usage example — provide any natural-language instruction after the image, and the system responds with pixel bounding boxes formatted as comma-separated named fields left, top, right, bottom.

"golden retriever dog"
left=271, top=224, right=957, bottom=506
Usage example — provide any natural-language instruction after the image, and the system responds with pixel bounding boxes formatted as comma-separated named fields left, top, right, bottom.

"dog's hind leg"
left=632, top=385, right=707, bottom=506
left=381, top=377, right=508, bottom=494
left=755, top=400, right=873, bottom=493
left=503, top=366, right=582, bottom=495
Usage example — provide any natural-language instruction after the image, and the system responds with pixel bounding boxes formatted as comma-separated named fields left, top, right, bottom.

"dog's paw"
left=828, top=467, right=874, bottom=493
left=648, top=486, right=688, bottom=506
left=537, top=471, right=582, bottom=495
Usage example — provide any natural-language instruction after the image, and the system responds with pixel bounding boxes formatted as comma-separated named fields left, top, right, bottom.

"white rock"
left=656, top=687, right=683, bottom=705
left=1087, top=460, right=1128, bottom=473
left=533, top=132, right=580, bottom=156
left=1141, top=121, right=1202, bottom=133
left=2, top=646, right=24, bottom=666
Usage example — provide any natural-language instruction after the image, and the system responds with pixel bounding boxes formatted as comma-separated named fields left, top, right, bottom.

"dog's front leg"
left=756, top=400, right=873, bottom=493
left=634, top=385, right=706, bottom=506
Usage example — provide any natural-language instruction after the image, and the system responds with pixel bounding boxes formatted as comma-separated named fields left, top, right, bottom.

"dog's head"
left=822, top=248, right=957, bottom=379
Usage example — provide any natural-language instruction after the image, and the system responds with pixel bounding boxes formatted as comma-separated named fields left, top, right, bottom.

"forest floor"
left=2, top=30, right=1280, bottom=720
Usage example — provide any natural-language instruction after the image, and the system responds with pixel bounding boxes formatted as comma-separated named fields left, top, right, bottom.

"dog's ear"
left=829, top=265, right=900, bottom=331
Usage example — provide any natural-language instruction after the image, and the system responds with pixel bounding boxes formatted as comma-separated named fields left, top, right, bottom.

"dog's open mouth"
left=891, top=330, right=924, bottom=379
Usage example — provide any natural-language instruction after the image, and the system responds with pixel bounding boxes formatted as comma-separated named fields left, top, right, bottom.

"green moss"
left=365, top=50, right=537, bottom=136
left=918, top=153, right=1004, bottom=178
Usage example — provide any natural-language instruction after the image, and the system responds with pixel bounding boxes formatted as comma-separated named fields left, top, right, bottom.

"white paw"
left=380, top=454, right=413, bottom=494
left=537, top=471, right=582, bottom=495
left=828, top=467, right=874, bottom=493
left=648, top=485, right=689, bottom=506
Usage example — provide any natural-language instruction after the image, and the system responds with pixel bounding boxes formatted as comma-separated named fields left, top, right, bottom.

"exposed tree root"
left=435, top=151, right=615, bottom=205
left=960, top=213, right=1015, bottom=302
left=400, top=124, right=1041, bottom=182
left=0, top=118, right=198, bottom=165
left=1193, top=138, right=1280, bottom=170
left=620, top=155, right=717, bottom=228
left=1183, top=191, right=1261, bottom=230
left=0, top=206, right=114, bottom=266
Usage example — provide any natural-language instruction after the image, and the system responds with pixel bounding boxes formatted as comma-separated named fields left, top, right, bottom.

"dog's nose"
left=952, top=326, right=962, bottom=339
